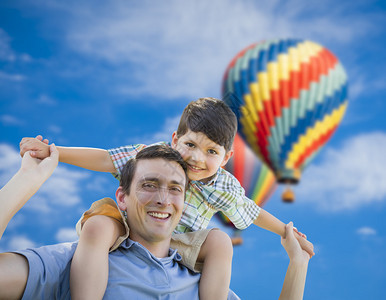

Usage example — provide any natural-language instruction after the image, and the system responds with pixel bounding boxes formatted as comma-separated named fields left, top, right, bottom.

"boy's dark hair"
left=120, top=144, right=188, bottom=195
left=176, top=97, right=237, bottom=151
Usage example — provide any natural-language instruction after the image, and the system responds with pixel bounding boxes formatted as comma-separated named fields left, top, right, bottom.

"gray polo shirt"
left=15, top=239, right=201, bottom=299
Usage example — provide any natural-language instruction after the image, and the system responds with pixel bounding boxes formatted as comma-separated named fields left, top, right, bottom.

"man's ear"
left=171, top=131, right=178, bottom=149
left=220, top=149, right=234, bottom=168
left=116, top=186, right=127, bottom=211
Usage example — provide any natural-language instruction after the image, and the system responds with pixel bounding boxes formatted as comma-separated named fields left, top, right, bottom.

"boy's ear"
left=220, top=149, right=234, bottom=168
left=171, top=131, right=178, bottom=148
left=116, top=186, right=127, bottom=211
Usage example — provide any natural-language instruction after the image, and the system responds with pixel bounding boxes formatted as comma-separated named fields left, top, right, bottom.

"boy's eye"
left=208, top=149, right=217, bottom=155
left=185, top=142, right=195, bottom=148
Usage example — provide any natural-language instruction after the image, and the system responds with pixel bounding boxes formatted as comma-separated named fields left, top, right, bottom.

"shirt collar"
left=118, top=238, right=182, bottom=262
left=190, top=168, right=220, bottom=186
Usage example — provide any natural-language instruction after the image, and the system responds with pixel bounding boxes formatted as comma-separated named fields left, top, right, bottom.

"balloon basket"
left=231, top=230, right=243, bottom=246
left=282, top=186, right=295, bottom=203
left=231, top=236, right=243, bottom=246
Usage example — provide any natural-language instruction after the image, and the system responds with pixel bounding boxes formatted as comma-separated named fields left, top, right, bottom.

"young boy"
left=20, top=97, right=314, bottom=300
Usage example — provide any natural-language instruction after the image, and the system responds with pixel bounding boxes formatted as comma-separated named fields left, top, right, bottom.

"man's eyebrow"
left=170, top=180, right=185, bottom=187
left=139, top=177, right=160, bottom=183
left=140, top=177, right=184, bottom=186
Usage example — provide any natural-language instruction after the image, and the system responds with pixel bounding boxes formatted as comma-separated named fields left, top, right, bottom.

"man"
left=0, top=144, right=310, bottom=299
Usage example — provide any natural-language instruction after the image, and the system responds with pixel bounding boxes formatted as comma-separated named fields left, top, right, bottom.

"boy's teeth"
left=149, top=212, right=169, bottom=219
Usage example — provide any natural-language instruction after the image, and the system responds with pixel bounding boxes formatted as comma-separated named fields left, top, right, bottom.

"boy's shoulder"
left=210, top=168, right=244, bottom=192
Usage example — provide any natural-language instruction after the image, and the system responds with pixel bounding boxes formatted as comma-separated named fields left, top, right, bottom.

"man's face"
left=171, top=129, right=233, bottom=182
left=118, top=158, right=186, bottom=245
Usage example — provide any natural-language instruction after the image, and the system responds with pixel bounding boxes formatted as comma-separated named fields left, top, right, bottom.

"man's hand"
left=21, top=143, right=59, bottom=182
left=281, top=222, right=311, bottom=262
left=20, top=135, right=50, bottom=159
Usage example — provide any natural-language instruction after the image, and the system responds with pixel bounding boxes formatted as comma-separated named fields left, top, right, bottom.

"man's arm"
left=0, top=144, right=59, bottom=298
left=0, top=144, right=59, bottom=238
left=0, top=252, right=29, bottom=299
left=279, top=222, right=310, bottom=300
left=20, top=135, right=115, bottom=172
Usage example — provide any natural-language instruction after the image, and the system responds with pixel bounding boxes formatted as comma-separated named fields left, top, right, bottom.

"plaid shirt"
left=108, top=143, right=261, bottom=233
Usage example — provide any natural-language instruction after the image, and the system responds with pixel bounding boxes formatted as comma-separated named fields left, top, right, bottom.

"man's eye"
left=143, top=183, right=157, bottom=190
left=170, top=186, right=183, bottom=193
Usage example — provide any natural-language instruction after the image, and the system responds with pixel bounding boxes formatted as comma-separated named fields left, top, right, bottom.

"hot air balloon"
left=217, top=133, right=277, bottom=245
left=222, top=39, right=348, bottom=202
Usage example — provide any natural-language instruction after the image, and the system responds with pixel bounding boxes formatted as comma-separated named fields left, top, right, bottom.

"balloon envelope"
left=222, top=39, right=348, bottom=184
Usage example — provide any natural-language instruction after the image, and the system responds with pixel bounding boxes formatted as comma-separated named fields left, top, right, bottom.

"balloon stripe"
left=286, top=101, right=347, bottom=169
left=294, top=102, right=347, bottom=168
left=233, top=134, right=246, bottom=182
left=222, top=39, right=348, bottom=183
left=252, top=43, right=336, bottom=172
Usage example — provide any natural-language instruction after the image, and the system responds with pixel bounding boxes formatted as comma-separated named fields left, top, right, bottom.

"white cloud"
left=37, top=94, right=57, bottom=106
left=295, top=132, right=386, bottom=212
left=0, top=71, right=26, bottom=81
left=148, top=115, right=181, bottom=143
left=357, top=227, right=377, bottom=237
left=55, top=228, right=78, bottom=242
left=48, top=125, right=62, bottom=134
left=0, top=144, right=21, bottom=184
left=0, top=28, right=16, bottom=62
left=0, top=114, right=24, bottom=126
left=7, top=236, right=37, bottom=251
left=23, top=0, right=379, bottom=100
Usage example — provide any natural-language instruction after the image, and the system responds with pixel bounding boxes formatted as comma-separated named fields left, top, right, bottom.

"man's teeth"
left=148, top=212, right=169, bottom=219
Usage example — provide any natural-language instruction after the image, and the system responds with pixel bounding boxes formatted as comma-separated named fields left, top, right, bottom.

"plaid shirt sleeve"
left=108, top=144, right=147, bottom=180
left=108, top=142, right=169, bottom=180
left=198, top=169, right=261, bottom=230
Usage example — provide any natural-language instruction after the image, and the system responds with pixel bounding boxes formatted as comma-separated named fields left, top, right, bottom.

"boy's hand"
left=293, top=229, right=315, bottom=258
left=20, top=135, right=50, bottom=159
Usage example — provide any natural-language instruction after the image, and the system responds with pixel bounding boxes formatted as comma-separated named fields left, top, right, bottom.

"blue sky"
left=1, top=0, right=386, bottom=299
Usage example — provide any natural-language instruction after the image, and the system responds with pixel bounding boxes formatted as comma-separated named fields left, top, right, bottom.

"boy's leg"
left=197, top=229, right=233, bottom=300
left=70, top=215, right=125, bottom=300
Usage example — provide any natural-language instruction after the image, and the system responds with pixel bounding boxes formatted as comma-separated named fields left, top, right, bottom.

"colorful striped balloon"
left=217, top=133, right=277, bottom=245
left=222, top=39, right=348, bottom=200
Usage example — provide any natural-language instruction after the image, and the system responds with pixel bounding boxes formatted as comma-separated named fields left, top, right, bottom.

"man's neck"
left=130, top=235, right=171, bottom=258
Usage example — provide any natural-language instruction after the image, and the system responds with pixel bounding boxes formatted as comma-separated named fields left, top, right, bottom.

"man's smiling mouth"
left=148, top=212, right=170, bottom=219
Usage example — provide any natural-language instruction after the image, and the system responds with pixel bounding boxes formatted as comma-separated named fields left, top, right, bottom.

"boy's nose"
left=191, top=149, right=205, bottom=162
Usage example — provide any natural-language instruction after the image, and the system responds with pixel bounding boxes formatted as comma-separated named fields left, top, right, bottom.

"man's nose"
left=156, top=188, right=170, bottom=206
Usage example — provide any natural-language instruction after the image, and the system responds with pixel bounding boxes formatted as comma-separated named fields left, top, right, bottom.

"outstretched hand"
left=20, top=135, right=50, bottom=159
left=21, top=143, right=59, bottom=181
left=281, top=222, right=311, bottom=262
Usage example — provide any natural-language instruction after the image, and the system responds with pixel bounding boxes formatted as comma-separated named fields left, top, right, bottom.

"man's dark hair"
left=176, top=97, right=237, bottom=151
left=120, top=144, right=188, bottom=195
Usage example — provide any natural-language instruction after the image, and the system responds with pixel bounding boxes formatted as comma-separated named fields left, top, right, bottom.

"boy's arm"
left=253, top=209, right=315, bottom=257
left=20, top=136, right=116, bottom=172
left=253, top=208, right=286, bottom=237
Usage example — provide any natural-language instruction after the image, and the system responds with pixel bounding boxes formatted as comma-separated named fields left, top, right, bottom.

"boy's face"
left=171, top=129, right=233, bottom=182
